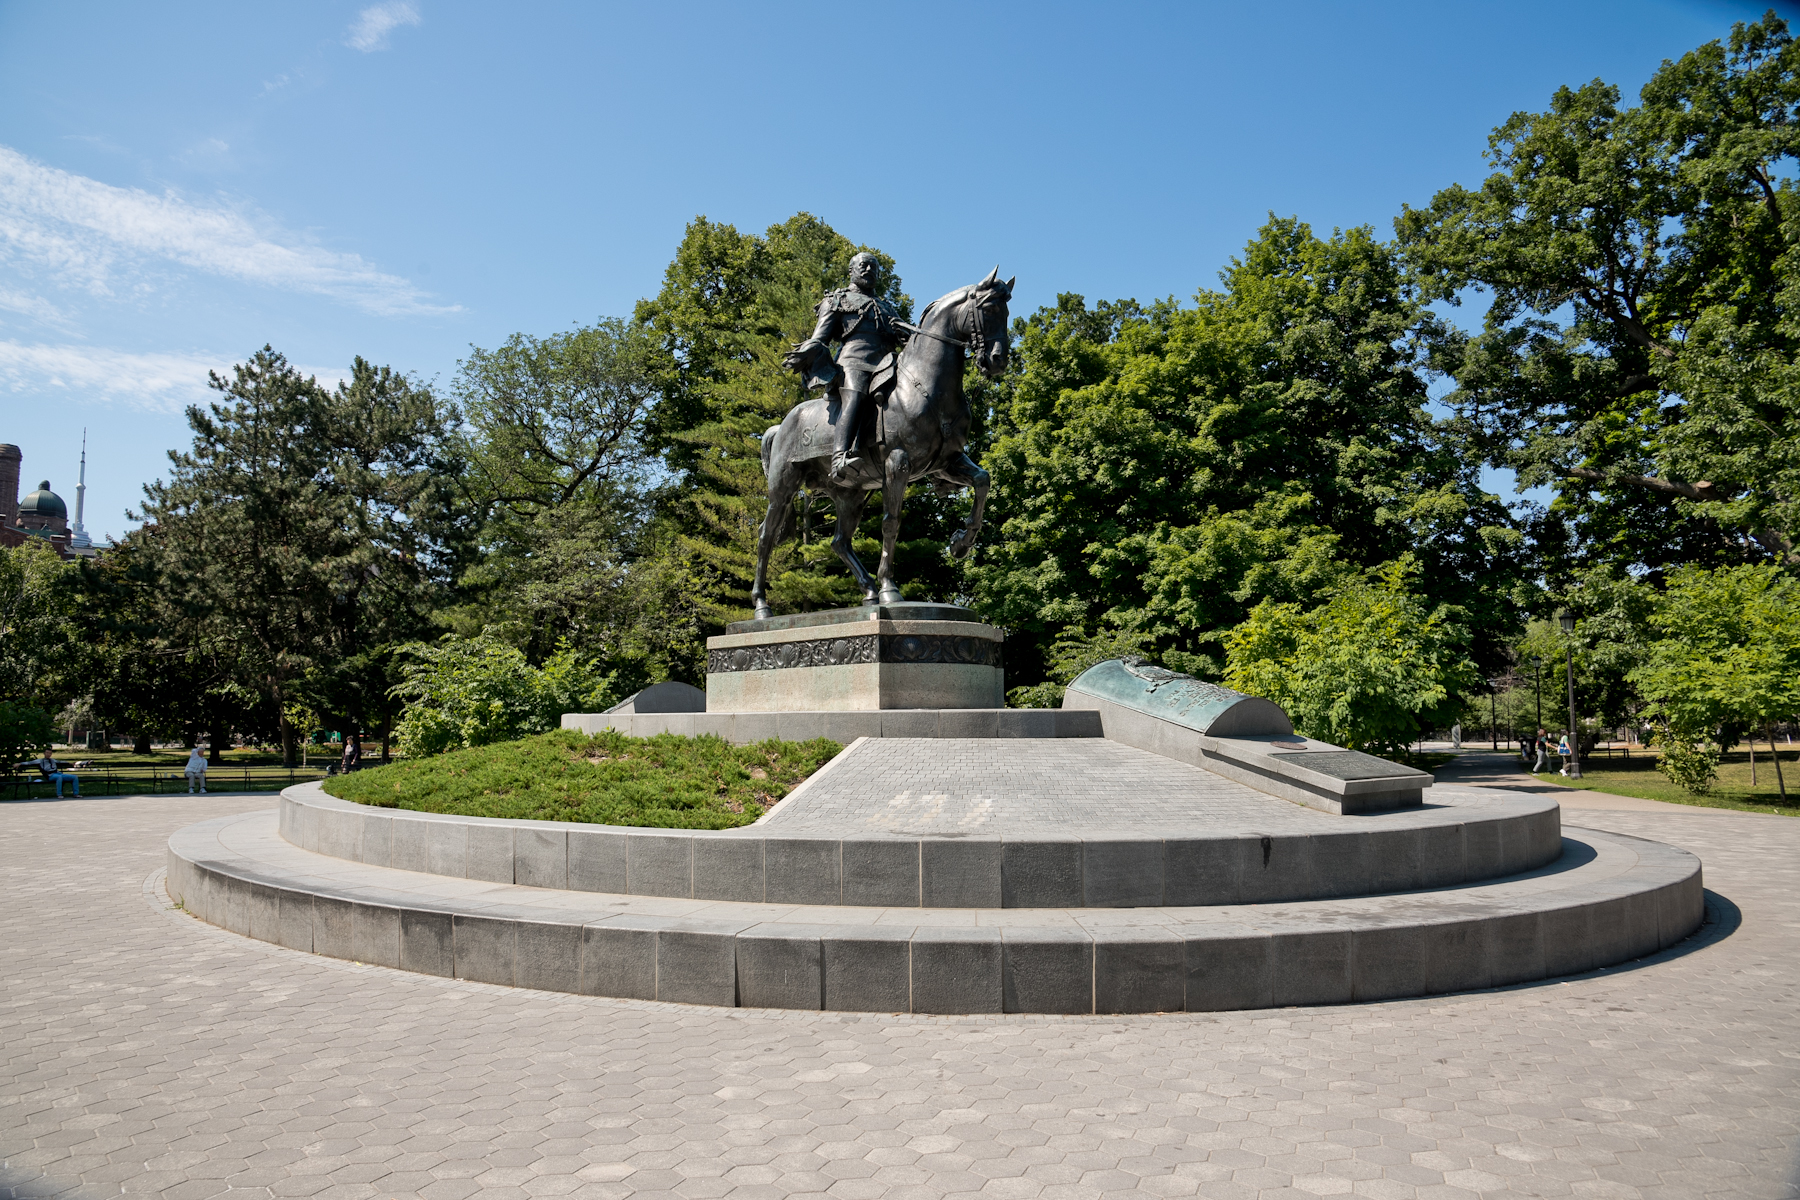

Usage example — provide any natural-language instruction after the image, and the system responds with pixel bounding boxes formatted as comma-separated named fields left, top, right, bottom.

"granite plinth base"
left=705, top=603, right=1003, bottom=712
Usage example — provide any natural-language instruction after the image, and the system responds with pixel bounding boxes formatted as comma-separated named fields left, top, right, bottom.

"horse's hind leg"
left=752, top=458, right=802, bottom=619
left=830, top=489, right=878, bottom=604
left=875, top=447, right=911, bottom=604
left=940, top=450, right=990, bottom=560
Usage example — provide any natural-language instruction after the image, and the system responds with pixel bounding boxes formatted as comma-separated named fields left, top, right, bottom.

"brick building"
left=0, top=442, right=99, bottom=560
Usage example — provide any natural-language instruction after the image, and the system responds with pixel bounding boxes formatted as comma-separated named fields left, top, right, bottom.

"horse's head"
left=966, top=266, right=1014, bottom=379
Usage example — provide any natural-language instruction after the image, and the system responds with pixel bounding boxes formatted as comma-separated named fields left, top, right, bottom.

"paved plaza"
left=4, top=762, right=1797, bottom=1200
left=768, top=740, right=1345, bottom=835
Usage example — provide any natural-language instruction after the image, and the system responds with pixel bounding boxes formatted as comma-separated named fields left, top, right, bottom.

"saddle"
left=786, top=351, right=899, bottom=466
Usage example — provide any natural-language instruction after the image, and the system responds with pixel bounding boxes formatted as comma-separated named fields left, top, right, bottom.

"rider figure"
left=784, top=252, right=907, bottom=483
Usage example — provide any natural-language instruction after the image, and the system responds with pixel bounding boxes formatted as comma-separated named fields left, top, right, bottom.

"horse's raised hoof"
left=948, top=531, right=971, bottom=560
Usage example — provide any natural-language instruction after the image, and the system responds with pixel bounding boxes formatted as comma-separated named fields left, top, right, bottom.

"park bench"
left=4, top=763, right=329, bottom=800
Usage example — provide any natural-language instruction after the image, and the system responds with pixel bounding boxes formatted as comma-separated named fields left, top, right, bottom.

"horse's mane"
left=917, top=284, right=976, bottom=329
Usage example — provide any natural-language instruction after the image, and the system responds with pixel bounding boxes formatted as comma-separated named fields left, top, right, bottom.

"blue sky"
left=0, top=0, right=1782, bottom=541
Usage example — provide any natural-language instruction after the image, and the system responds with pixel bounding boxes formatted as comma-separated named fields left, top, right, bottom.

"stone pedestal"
left=705, top=602, right=1003, bottom=713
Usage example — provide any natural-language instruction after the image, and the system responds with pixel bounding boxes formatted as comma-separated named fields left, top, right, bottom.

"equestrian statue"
left=751, top=255, right=1014, bottom=620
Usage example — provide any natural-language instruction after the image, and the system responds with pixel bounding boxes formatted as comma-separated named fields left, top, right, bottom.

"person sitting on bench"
left=21, top=751, right=80, bottom=797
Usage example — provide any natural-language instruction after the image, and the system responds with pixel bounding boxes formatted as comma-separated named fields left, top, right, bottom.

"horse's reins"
left=896, top=292, right=987, bottom=352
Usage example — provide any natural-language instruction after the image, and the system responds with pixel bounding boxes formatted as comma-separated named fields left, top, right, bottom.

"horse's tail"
left=760, top=424, right=780, bottom=477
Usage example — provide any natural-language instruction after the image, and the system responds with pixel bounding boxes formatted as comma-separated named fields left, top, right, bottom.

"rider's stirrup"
left=831, top=452, right=861, bottom=482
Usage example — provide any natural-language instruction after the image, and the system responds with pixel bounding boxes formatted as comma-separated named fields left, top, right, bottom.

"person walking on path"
left=184, top=747, right=207, bottom=794
left=22, top=751, right=80, bottom=797
left=1533, top=728, right=1551, bottom=773
left=340, top=734, right=361, bottom=775
left=1558, top=732, right=1573, bottom=776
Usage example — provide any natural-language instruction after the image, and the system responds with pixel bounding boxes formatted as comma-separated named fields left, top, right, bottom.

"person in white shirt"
left=185, top=747, right=208, bottom=794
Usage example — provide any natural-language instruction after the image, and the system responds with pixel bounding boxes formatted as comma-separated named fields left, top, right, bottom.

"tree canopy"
left=1398, top=12, right=1800, bottom=573
left=972, top=216, right=1520, bottom=694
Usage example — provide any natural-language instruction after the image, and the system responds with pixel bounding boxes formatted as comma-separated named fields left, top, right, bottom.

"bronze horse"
left=751, top=268, right=1014, bottom=620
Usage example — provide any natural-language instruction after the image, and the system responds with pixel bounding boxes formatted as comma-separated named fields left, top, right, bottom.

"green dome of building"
left=18, top=480, right=66, bottom=520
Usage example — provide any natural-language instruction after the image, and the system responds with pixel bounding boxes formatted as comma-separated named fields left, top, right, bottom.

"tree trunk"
left=279, top=715, right=297, bottom=769
left=1769, top=725, right=1788, bottom=803
left=209, top=724, right=227, bottom=766
left=132, top=731, right=152, bottom=754
left=380, top=717, right=391, bottom=764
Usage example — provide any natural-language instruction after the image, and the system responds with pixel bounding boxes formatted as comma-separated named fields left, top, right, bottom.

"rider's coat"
left=797, top=287, right=906, bottom=377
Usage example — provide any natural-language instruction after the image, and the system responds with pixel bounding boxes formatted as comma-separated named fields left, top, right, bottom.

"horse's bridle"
left=897, top=289, right=991, bottom=354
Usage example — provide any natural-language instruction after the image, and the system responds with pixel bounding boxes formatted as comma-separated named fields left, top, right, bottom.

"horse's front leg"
left=875, top=447, right=910, bottom=604
left=830, top=488, right=879, bottom=604
left=940, top=451, right=991, bottom=560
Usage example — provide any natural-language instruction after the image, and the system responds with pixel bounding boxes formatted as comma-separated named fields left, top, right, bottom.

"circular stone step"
left=169, top=802, right=1703, bottom=1015
left=282, top=738, right=1562, bottom=907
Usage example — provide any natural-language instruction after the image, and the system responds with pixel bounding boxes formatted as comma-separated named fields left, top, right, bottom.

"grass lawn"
left=323, top=729, right=841, bottom=829
left=1527, top=746, right=1800, bottom=816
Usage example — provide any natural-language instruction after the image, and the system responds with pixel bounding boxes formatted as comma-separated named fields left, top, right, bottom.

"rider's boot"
left=830, top=389, right=867, bottom=483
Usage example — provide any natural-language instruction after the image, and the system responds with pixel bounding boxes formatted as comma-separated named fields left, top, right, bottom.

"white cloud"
left=0, top=144, right=456, bottom=317
left=0, top=341, right=346, bottom=413
left=0, top=288, right=71, bottom=327
left=346, top=2, right=421, bottom=52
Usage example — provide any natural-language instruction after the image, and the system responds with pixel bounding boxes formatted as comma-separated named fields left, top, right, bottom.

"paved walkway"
left=4, top=794, right=1796, bottom=1200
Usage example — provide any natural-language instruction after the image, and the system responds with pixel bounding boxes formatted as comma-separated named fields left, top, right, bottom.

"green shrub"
left=1223, top=559, right=1474, bottom=756
left=391, top=634, right=617, bottom=759
left=324, top=728, right=839, bottom=828
left=1654, top=733, right=1721, bottom=795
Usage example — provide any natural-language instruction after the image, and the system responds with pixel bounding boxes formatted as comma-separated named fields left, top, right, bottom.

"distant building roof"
left=18, top=480, right=66, bottom=520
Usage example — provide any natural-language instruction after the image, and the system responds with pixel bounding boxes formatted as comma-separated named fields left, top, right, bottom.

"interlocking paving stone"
left=0, top=792, right=1795, bottom=1200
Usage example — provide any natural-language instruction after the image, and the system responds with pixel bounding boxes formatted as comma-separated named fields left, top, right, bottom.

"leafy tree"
left=1398, top=12, right=1800, bottom=573
left=0, top=699, right=56, bottom=772
left=1223, top=560, right=1477, bottom=755
left=457, top=317, right=658, bottom=515
left=0, top=541, right=80, bottom=713
left=1005, top=626, right=1153, bottom=709
left=1507, top=567, right=1656, bottom=746
left=391, top=634, right=616, bottom=758
left=1629, top=562, right=1800, bottom=795
left=70, top=534, right=248, bottom=757
left=447, top=316, right=710, bottom=685
left=139, top=348, right=465, bottom=766
left=971, top=217, right=1521, bottom=691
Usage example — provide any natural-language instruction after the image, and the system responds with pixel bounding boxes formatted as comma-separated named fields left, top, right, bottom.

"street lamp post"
left=1534, top=657, right=1543, bottom=735
left=1557, top=608, right=1582, bottom=780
